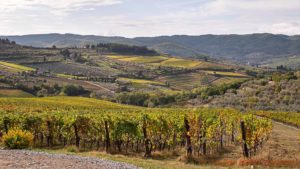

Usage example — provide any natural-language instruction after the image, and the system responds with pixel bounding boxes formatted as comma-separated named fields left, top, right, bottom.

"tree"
left=61, top=85, right=86, bottom=96
left=60, top=49, right=70, bottom=60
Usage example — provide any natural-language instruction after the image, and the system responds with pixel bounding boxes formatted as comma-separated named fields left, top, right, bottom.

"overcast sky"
left=0, top=0, right=300, bottom=37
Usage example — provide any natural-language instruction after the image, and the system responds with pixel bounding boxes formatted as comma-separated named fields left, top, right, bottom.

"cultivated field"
left=0, top=61, right=35, bottom=72
left=0, top=96, right=298, bottom=168
left=0, top=89, right=33, bottom=97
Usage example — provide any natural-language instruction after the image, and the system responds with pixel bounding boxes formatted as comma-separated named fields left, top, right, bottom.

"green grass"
left=0, top=89, right=33, bottom=97
left=0, top=61, right=35, bottom=71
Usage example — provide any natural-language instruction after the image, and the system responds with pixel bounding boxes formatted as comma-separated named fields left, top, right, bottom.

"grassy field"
left=0, top=89, right=33, bottom=97
left=0, top=61, right=35, bottom=71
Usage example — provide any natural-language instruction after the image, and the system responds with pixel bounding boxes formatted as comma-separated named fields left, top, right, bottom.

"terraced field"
left=159, top=72, right=215, bottom=90
left=157, top=58, right=202, bottom=68
left=0, top=61, right=35, bottom=72
left=159, top=71, right=249, bottom=90
left=211, top=77, right=248, bottom=85
left=118, top=56, right=168, bottom=63
left=25, top=62, right=116, bottom=77
left=204, top=70, right=248, bottom=77
left=196, top=61, right=235, bottom=70
left=117, top=77, right=165, bottom=87
left=107, top=55, right=202, bottom=68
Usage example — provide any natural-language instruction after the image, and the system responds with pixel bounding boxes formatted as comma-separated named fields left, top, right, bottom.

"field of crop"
left=256, top=111, right=300, bottom=128
left=117, top=77, right=164, bottom=86
left=211, top=77, right=248, bottom=86
left=158, top=58, right=202, bottom=68
left=0, top=96, right=272, bottom=163
left=120, top=56, right=168, bottom=63
left=0, top=61, right=35, bottom=72
left=0, top=96, right=134, bottom=112
left=197, top=62, right=235, bottom=70
left=0, top=89, right=33, bottom=97
left=204, top=70, right=248, bottom=77
left=107, top=55, right=204, bottom=68
left=25, top=62, right=115, bottom=76
left=160, top=72, right=216, bottom=90
left=56, top=73, right=78, bottom=79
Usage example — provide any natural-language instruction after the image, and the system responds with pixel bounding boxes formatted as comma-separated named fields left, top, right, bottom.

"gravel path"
left=0, top=150, right=141, bottom=169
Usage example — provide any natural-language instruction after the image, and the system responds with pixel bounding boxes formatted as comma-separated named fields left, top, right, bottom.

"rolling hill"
left=2, top=33, right=300, bottom=67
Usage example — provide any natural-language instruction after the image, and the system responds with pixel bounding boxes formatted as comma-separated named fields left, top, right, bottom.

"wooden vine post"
left=73, top=123, right=80, bottom=148
left=143, top=124, right=152, bottom=157
left=240, top=121, right=249, bottom=158
left=184, top=117, right=193, bottom=157
left=104, top=120, right=111, bottom=152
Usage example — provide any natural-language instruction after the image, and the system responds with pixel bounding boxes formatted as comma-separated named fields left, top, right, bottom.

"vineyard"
left=0, top=97, right=272, bottom=159
left=0, top=61, right=35, bottom=73
left=255, top=111, right=300, bottom=128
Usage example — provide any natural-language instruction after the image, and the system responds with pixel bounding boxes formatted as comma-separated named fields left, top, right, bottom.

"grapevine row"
left=0, top=107, right=272, bottom=158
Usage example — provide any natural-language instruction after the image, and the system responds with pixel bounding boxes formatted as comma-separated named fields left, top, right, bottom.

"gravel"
left=0, top=149, right=141, bottom=169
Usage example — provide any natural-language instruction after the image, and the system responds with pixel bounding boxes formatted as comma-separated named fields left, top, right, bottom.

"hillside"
left=188, top=72, right=300, bottom=112
left=2, top=33, right=300, bottom=67
left=0, top=39, right=250, bottom=103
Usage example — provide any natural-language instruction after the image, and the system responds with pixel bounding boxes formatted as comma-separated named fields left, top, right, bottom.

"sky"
left=0, top=0, right=300, bottom=37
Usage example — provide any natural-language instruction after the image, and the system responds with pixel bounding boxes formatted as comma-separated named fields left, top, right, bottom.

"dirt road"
left=261, top=120, right=300, bottom=160
left=0, top=150, right=140, bottom=169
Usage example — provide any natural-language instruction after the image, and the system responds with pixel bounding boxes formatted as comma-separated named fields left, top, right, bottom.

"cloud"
left=0, top=0, right=300, bottom=36
left=259, top=22, right=300, bottom=35
left=0, top=0, right=122, bottom=14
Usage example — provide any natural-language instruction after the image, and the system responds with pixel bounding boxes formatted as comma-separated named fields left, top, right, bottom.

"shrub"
left=2, top=129, right=34, bottom=149
left=61, top=85, right=86, bottom=96
left=66, top=145, right=79, bottom=153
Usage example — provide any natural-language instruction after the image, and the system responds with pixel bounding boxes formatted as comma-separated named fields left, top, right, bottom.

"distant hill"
left=2, top=33, right=300, bottom=66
